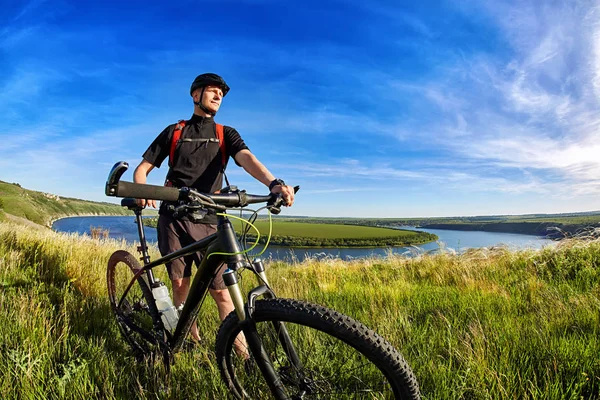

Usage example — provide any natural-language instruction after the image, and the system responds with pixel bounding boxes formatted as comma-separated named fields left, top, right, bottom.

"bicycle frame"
left=122, top=211, right=251, bottom=351
left=123, top=210, right=297, bottom=398
left=124, top=208, right=304, bottom=398
left=111, top=191, right=302, bottom=397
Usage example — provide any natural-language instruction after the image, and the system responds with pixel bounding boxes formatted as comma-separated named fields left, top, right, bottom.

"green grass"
left=0, top=220, right=598, bottom=399
left=235, top=221, right=422, bottom=239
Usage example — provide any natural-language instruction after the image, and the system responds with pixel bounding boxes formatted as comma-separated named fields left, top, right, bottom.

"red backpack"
left=168, top=119, right=227, bottom=168
left=166, top=120, right=229, bottom=187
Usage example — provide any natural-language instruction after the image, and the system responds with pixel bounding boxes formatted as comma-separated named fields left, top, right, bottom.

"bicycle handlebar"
left=105, top=161, right=297, bottom=213
left=114, top=181, right=181, bottom=202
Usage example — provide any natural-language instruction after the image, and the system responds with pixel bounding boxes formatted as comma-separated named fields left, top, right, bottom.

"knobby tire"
left=215, top=298, right=420, bottom=399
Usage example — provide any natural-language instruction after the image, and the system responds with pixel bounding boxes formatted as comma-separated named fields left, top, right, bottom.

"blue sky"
left=1, top=0, right=599, bottom=218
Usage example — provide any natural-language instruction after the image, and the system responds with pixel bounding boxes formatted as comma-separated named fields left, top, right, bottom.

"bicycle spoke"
left=108, top=250, right=167, bottom=362
left=216, top=299, right=420, bottom=399
left=227, top=320, right=395, bottom=398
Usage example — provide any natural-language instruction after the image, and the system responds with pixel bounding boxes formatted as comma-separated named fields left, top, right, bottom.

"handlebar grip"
left=115, top=181, right=181, bottom=202
left=266, top=186, right=299, bottom=214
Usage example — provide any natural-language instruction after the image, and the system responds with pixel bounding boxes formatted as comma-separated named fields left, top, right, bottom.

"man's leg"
left=171, top=276, right=202, bottom=342
left=158, top=215, right=203, bottom=342
left=209, top=288, right=236, bottom=320
left=172, top=277, right=190, bottom=309
left=210, top=288, right=249, bottom=358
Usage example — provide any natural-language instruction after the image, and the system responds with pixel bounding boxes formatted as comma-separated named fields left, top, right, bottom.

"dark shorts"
left=157, top=213, right=226, bottom=290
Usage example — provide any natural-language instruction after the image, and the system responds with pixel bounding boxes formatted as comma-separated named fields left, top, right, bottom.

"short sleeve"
left=142, top=125, right=172, bottom=168
left=223, top=126, right=249, bottom=167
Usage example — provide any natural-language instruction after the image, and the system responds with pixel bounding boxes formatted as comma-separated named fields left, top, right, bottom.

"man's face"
left=194, top=85, right=223, bottom=113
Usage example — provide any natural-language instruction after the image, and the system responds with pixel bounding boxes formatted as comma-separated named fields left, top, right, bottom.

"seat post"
left=134, top=208, right=156, bottom=285
left=134, top=208, right=151, bottom=265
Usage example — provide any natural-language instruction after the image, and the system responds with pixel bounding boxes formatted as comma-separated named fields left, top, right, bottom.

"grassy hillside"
left=0, top=220, right=598, bottom=399
left=0, top=180, right=134, bottom=227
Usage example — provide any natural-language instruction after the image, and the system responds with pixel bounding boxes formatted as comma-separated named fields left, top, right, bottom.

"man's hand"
left=271, top=184, right=295, bottom=206
left=133, top=160, right=157, bottom=209
left=135, top=199, right=157, bottom=208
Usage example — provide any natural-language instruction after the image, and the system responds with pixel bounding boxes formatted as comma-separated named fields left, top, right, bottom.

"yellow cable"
left=256, top=209, right=272, bottom=257
left=207, top=213, right=261, bottom=259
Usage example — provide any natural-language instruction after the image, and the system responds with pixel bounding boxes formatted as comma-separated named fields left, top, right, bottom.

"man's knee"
left=171, top=277, right=190, bottom=291
left=210, top=288, right=231, bottom=304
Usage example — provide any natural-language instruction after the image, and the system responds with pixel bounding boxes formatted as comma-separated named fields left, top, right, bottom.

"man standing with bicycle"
left=133, top=73, right=295, bottom=343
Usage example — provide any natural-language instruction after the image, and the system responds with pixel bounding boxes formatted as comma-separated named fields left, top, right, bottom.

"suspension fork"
left=250, top=259, right=305, bottom=376
left=217, top=216, right=299, bottom=400
left=222, top=268, right=286, bottom=399
left=224, top=259, right=307, bottom=399
left=218, top=214, right=287, bottom=399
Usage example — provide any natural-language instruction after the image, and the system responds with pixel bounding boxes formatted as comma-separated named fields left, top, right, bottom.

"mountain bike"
left=105, top=161, right=421, bottom=399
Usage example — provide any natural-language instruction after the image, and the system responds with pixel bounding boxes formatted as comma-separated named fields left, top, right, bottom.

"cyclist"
left=133, top=73, right=295, bottom=344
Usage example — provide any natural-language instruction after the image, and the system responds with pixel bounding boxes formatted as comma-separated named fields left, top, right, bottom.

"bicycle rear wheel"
left=107, top=250, right=167, bottom=362
left=216, top=298, right=420, bottom=399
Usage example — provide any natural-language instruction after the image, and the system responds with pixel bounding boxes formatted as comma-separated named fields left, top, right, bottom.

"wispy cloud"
left=376, top=0, right=600, bottom=204
left=12, top=0, right=49, bottom=21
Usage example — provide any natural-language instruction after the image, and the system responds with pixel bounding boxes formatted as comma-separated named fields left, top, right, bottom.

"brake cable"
left=255, top=209, right=273, bottom=257
left=205, top=209, right=274, bottom=260
left=206, top=213, right=261, bottom=259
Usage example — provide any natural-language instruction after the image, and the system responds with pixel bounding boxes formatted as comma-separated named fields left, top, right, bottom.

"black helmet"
left=190, top=73, right=230, bottom=97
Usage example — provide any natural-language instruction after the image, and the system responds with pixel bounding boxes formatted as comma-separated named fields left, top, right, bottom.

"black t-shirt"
left=142, top=114, right=249, bottom=222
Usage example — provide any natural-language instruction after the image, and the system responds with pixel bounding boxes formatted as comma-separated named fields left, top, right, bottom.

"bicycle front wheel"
left=216, top=298, right=420, bottom=399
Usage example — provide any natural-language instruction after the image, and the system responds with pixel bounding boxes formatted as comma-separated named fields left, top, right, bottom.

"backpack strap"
left=215, top=123, right=230, bottom=187
left=215, top=123, right=227, bottom=168
left=168, top=119, right=186, bottom=168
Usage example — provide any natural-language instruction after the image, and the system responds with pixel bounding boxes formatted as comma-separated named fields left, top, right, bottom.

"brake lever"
left=267, top=185, right=300, bottom=214
left=171, top=204, right=189, bottom=219
left=183, top=187, right=228, bottom=211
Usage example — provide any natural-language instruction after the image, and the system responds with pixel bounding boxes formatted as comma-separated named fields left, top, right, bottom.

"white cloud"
left=378, top=0, right=600, bottom=205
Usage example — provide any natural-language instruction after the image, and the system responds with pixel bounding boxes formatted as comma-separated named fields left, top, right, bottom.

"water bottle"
left=152, top=281, right=179, bottom=331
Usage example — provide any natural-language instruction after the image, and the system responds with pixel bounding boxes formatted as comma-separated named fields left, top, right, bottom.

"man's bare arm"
left=133, top=160, right=157, bottom=208
left=234, top=149, right=295, bottom=206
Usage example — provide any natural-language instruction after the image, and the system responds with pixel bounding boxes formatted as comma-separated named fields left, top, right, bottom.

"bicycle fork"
left=223, top=260, right=306, bottom=400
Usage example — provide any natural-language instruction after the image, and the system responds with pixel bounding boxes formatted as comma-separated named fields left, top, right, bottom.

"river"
left=52, top=216, right=553, bottom=262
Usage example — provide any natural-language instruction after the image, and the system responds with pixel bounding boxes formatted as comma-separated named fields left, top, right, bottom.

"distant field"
left=144, top=218, right=438, bottom=247
left=288, top=212, right=600, bottom=227
left=232, top=220, right=422, bottom=239
left=287, top=212, right=600, bottom=237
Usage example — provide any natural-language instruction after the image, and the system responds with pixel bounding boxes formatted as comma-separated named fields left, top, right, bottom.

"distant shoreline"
left=50, top=214, right=600, bottom=240
left=49, top=211, right=158, bottom=228
left=49, top=213, right=131, bottom=228
left=416, top=222, right=586, bottom=238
